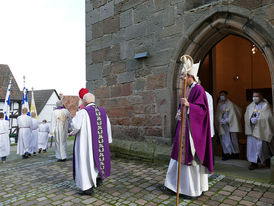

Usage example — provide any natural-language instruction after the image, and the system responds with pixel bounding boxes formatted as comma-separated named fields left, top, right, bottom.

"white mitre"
left=181, top=59, right=200, bottom=82
left=188, top=61, right=200, bottom=82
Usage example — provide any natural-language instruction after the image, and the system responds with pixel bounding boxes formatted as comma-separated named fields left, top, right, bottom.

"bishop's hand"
left=175, top=111, right=181, bottom=121
left=181, top=98, right=189, bottom=107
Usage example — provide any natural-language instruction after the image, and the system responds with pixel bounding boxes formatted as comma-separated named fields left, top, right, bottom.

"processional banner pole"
left=176, top=55, right=193, bottom=206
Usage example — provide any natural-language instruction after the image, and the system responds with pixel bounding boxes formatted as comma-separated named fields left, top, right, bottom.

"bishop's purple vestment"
left=171, top=84, right=213, bottom=172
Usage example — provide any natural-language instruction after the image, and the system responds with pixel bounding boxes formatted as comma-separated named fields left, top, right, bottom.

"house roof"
left=27, top=89, right=60, bottom=115
left=62, top=96, right=79, bottom=117
left=0, top=64, right=22, bottom=101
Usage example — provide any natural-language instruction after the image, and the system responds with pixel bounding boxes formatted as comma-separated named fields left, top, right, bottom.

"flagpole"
left=3, top=76, right=12, bottom=121
left=22, top=75, right=30, bottom=116
left=176, top=55, right=193, bottom=206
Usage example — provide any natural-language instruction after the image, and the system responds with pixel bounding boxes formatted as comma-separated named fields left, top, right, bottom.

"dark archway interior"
left=199, top=34, right=272, bottom=159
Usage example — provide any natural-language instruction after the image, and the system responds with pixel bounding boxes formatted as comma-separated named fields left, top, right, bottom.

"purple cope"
left=170, top=84, right=214, bottom=173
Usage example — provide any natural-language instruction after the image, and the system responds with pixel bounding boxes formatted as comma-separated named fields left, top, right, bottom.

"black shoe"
left=57, top=159, right=66, bottom=162
left=38, top=149, right=42, bottom=153
left=97, top=177, right=103, bottom=187
left=248, top=163, right=258, bottom=170
left=22, top=155, right=29, bottom=159
left=43, top=149, right=47, bottom=153
left=179, top=194, right=195, bottom=200
left=222, top=154, right=229, bottom=161
left=79, top=187, right=94, bottom=196
left=158, top=185, right=175, bottom=195
left=233, top=153, right=240, bottom=159
left=28, top=153, right=31, bottom=156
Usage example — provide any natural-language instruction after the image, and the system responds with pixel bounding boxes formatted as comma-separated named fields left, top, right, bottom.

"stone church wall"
left=86, top=0, right=274, bottom=144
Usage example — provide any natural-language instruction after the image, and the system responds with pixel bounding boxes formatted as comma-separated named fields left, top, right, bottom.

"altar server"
left=0, top=112, right=10, bottom=163
left=17, top=107, right=33, bottom=158
left=38, top=120, right=50, bottom=153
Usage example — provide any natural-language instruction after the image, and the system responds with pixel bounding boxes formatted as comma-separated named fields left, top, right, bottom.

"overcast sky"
left=0, top=0, right=85, bottom=96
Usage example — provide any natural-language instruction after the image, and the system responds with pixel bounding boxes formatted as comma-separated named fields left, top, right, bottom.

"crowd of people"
left=0, top=62, right=273, bottom=198
left=0, top=88, right=112, bottom=196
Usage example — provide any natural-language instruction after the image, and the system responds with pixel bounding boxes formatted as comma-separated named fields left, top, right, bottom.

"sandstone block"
left=111, top=61, right=126, bottom=74
left=86, top=63, right=103, bottom=81
left=92, top=21, right=103, bottom=39
left=91, top=0, right=107, bottom=9
left=103, top=15, right=120, bottom=35
left=117, top=71, right=135, bottom=83
left=99, top=1, right=114, bottom=21
left=146, top=73, right=167, bottom=90
left=95, top=86, right=110, bottom=98
left=120, top=9, right=133, bottom=28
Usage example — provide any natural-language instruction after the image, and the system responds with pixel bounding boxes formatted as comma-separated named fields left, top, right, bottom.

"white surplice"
left=165, top=159, right=208, bottom=196
left=38, top=123, right=50, bottom=150
left=51, top=108, right=72, bottom=160
left=245, top=101, right=273, bottom=163
left=0, top=119, right=10, bottom=157
left=31, top=118, right=39, bottom=153
left=72, top=103, right=112, bottom=191
left=17, top=114, right=33, bottom=155
left=165, top=82, right=209, bottom=197
left=205, top=92, right=215, bottom=138
left=216, top=101, right=240, bottom=154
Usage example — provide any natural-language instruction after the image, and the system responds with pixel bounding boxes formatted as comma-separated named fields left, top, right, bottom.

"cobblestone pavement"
left=0, top=144, right=274, bottom=206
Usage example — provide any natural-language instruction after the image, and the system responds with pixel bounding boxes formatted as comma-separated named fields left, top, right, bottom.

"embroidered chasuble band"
left=85, top=105, right=111, bottom=179
left=94, top=107, right=105, bottom=172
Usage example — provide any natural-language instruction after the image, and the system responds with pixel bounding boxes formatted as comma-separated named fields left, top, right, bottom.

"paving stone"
left=135, top=199, right=147, bottom=205
left=244, top=195, right=259, bottom=203
left=263, top=192, right=274, bottom=199
left=223, top=199, right=238, bottom=205
left=229, top=195, right=242, bottom=201
left=248, top=191, right=263, bottom=199
left=219, top=190, right=231, bottom=196
left=259, top=197, right=274, bottom=204
left=211, top=194, right=226, bottom=202
left=232, top=190, right=248, bottom=197
left=239, top=200, right=254, bottom=206
left=206, top=200, right=220, bottom=206
left=256, top=201, right=273, bottom=206
left=1, top=141, right=273, bottom=206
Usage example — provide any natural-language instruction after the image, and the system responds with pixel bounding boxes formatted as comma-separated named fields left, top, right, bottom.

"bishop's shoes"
left=79, top=177, right=103, bottom=196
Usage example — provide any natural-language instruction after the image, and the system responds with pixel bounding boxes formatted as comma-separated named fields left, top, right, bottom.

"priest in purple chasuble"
left=164, top=61, right=214, bottom=198
left=71, top=93, right=112, bottom=195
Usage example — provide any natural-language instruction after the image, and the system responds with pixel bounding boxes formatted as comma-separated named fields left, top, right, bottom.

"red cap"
left=79, top=88, right=89, bottom=99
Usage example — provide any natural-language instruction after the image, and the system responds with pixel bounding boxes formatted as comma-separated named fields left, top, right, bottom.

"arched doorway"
left=171, top=11, right=274, bottom=164
left=199, top=34, right=272, bottom=159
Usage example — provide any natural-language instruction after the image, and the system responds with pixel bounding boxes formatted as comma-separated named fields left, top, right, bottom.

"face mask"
left=220, top=96, right=226, bottom=101
left=253, top=97, right=260, bottom=103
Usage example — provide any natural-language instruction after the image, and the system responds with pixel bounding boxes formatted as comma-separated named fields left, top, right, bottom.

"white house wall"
left=38, top=92, right=59, bottom=124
